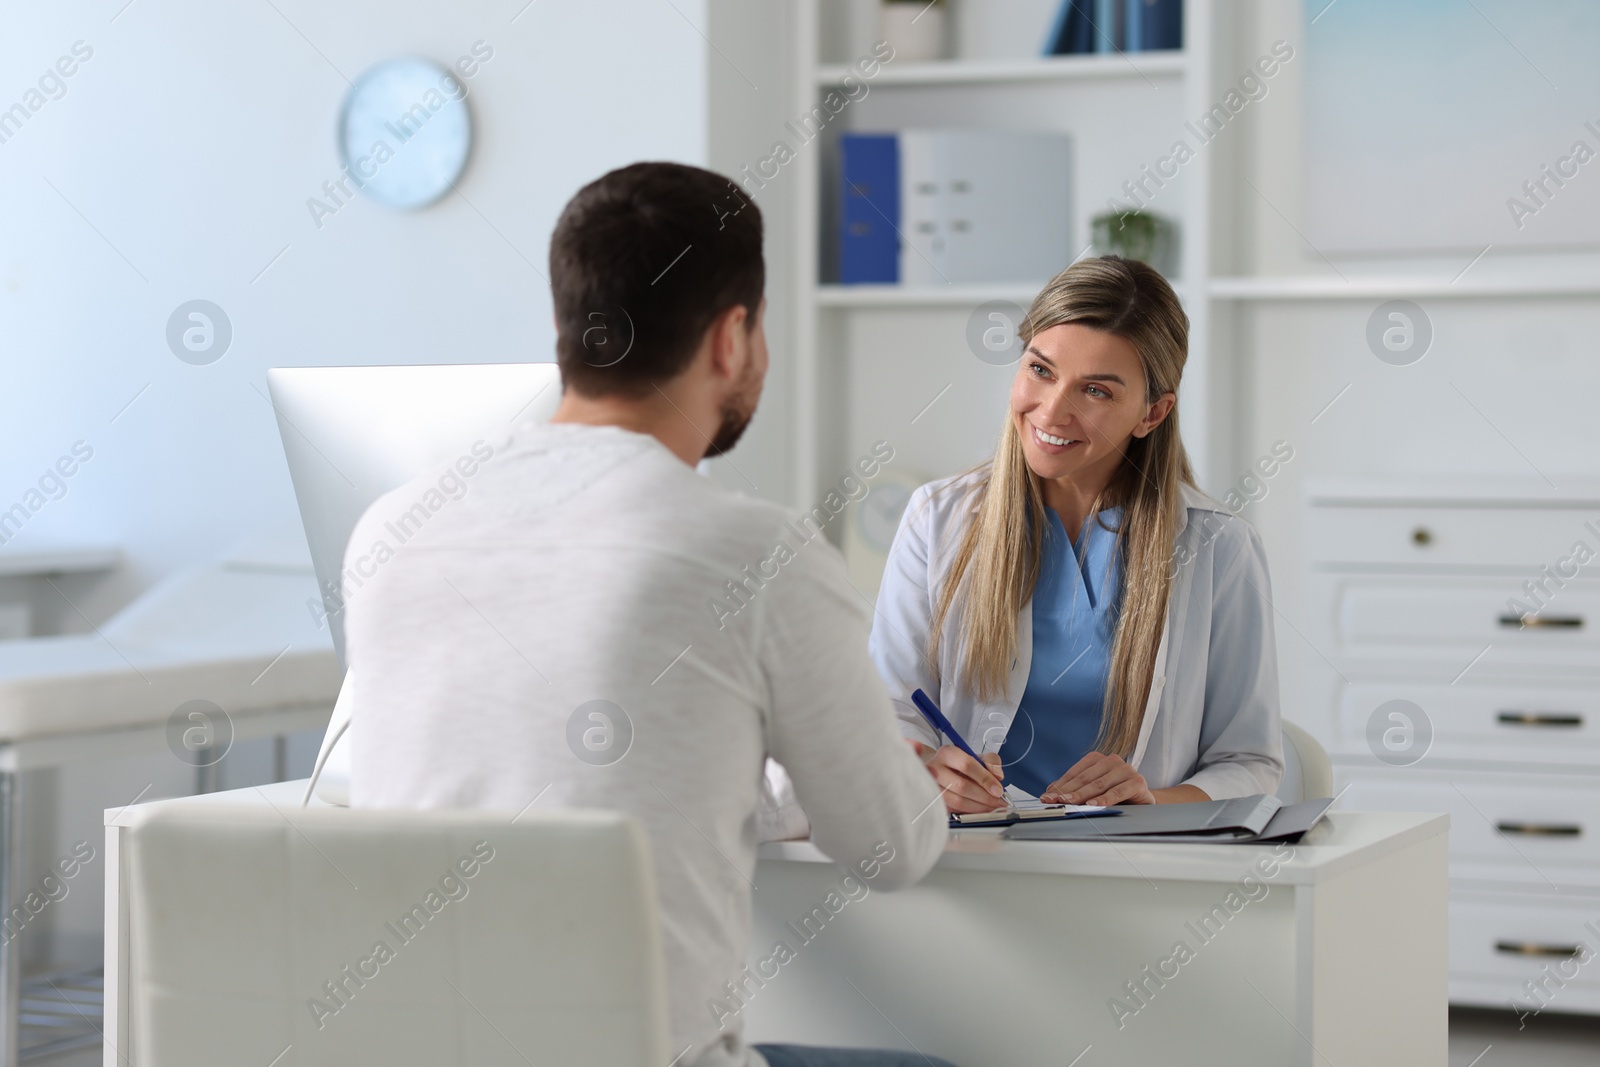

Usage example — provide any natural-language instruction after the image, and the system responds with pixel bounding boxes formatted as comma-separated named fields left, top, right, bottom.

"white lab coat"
left=870, top=471, right=1284, bottom=800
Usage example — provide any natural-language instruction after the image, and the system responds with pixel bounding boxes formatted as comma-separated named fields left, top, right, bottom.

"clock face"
left=339, top=57, right=473, bottom=209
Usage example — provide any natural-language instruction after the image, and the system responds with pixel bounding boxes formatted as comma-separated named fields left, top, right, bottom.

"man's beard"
left=704, top=365, right=760, bottom=458
left=704, top=395, right=755, bottom=458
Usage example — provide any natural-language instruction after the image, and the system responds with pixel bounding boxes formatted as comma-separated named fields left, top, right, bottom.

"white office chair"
left=1276, top=719, right=1335, bottom=804
left=121, top=804, right=671, bottom=1067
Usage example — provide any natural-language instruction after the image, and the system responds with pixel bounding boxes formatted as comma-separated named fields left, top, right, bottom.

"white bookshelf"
left=817, top=280, right=1198, bottom=308
left=1210, top=273, right=1600, bottom=300
left=815, top=50, right=1186, bottom=87
left=815, top=282, right=1048, bottom=308
left=787, top=0, right=1222, bottom=516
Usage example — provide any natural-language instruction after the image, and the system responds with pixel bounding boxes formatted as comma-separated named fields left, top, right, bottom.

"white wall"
left=704, top=0, right=800, bottom=511
left=0, top=0, right=717, bottom=627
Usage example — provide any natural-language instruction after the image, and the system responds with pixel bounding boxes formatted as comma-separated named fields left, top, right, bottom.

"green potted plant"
left=1091, top=209, right=1179, bottom=277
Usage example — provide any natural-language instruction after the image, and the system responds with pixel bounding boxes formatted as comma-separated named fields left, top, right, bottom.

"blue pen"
left=909, top=688, right=984, bottom=764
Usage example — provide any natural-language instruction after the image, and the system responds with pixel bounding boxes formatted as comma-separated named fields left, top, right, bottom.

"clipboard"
left=949, top=785, right=1123, bottom=829
left=950, top=803, right=1122, bottom=829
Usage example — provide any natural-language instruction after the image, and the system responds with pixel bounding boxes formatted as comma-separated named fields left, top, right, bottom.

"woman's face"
left=1010, top=322, right=1175, bottom=489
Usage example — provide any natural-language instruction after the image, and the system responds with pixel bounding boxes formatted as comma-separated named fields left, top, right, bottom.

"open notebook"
left=949, top=784, right=1122, bottom=828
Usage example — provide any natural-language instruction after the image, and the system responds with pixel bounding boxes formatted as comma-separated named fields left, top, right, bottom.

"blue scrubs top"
left=999, top=506, right=1124, bottom=797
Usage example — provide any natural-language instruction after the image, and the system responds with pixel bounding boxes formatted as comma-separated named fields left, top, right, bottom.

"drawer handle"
left=1498, top=712, right=1584, bottom=727
left=1496, top=941, right=1584, bottom=959
left=1499, top=614, right=1584, bottom=630
left=1496, top=822, right=1582, bottom=837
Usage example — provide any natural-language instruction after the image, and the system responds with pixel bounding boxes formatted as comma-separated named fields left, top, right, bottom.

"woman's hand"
left=909, top=741, right=1007, bottom=813
left=1041, top=752, right=1155, bottom=806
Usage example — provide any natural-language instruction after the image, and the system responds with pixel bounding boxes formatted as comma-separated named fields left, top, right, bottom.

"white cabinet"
left=1450, top=889, right=1600, bottom=1014
left=1333, top=681, right=1600, bottom=761
left=1302, top=481, right=1600, bottom=1013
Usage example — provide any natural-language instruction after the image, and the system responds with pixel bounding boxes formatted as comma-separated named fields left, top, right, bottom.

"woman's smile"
left=1029, top=423, right=1083, bottom=454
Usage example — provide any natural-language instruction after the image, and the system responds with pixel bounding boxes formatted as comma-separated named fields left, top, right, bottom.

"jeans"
left=754, top=1046, right=960, bottom=1067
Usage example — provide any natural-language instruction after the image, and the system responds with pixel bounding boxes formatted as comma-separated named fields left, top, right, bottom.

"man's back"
left=346, top=420, right=945, bottom=1067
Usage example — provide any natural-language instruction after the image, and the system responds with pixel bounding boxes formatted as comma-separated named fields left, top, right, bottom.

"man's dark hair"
left=549, top=162, right=764, bottom=398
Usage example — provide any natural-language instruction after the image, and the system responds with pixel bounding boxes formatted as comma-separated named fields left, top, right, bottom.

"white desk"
left=103, top=790, right=1446, bottom=1067
left=0, top=562, right=339, bottom=1065
left=743, top=813, right=1448, bottom=1067
left=0, top=543, right=118, bottom=639
left=0, top=545, right=120, bottom=578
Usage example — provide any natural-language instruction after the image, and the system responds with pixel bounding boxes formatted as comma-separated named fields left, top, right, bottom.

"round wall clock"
left=339, top=56, right=472, bottom=209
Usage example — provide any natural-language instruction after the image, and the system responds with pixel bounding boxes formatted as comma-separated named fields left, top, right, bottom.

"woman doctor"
left=871, top=256, right=1283, bottom=813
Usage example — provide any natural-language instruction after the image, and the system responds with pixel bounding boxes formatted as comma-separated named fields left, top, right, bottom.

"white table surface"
left=0, top=544, right=119, bottom=577
left=759, top=810, right=1447, bottom=884
left=0, top=561, right=339, bottom=745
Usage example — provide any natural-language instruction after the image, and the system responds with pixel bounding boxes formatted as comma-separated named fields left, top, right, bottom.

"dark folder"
left=1003, top=795, right=1333, bottom=844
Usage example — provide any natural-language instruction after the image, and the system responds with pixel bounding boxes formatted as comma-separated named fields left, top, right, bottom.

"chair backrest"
left=1275, top=719, right=1335, bottom=804
left=122, top=803, right=670, bottom=1067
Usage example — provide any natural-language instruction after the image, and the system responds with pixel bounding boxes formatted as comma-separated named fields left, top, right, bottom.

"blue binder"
left=839, top=133, right=900, bottom=284
left=1048, top=0, right=1180, bottom=54
left=1125, top=0, right=1182, bottom=52
left=1045, top=1, right=1100, bottom=55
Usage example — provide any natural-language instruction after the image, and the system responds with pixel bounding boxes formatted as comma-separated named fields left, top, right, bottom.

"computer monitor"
left=266, top=363, right=564, bottom=664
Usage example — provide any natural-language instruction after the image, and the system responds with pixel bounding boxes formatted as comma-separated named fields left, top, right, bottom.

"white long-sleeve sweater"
left=345, top=421, right=947, bottom=1067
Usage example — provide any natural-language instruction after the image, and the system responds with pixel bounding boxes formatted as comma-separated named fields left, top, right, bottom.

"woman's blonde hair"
left=928, top=256, right=1194, bottom=758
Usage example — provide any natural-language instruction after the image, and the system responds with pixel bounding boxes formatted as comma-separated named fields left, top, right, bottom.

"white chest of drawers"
left=1300, top=480, right=1600, bottom=1016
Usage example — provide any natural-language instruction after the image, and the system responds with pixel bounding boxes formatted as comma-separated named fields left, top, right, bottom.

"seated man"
left=345, top=161, right=955, bottom=1067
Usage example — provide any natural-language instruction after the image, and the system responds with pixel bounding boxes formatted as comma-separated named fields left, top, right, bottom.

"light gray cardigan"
left=869, top=472, right=1285, bottom=801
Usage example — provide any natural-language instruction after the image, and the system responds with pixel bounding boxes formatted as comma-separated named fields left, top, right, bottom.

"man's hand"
left=1041, top=752, right=1155, bottom=806
left=908, top=740, right=1007, bottom=813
